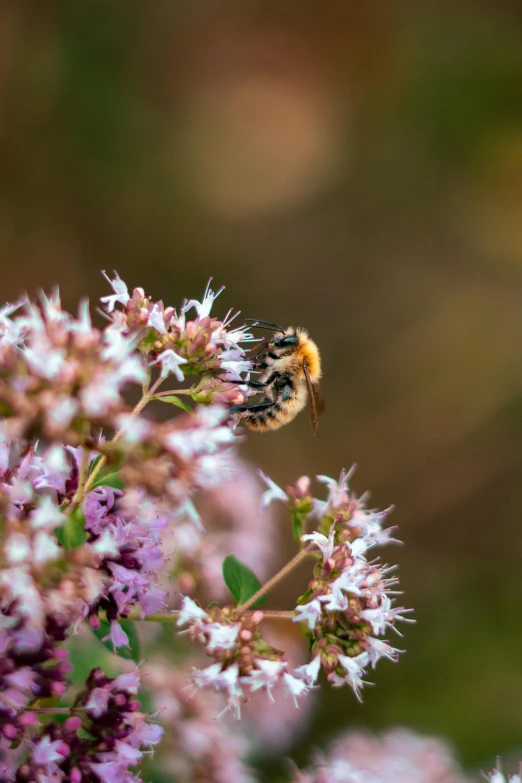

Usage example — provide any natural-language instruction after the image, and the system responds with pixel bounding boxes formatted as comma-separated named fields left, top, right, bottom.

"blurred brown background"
left=2, top=0, right=522, bottom=778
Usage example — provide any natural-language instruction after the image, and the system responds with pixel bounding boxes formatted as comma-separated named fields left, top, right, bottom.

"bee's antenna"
left=245, top=319, right=284, bottom=332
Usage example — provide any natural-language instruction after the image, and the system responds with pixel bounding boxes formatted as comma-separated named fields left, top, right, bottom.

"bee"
left=231, top=320, right=324, bottom=435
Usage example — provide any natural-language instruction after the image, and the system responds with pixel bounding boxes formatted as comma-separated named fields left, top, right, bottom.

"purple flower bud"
left=64, top=716, right=82, bottom=733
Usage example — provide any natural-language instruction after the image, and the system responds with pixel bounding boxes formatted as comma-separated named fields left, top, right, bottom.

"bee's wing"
left=303, top=360, right=323, bottom=437
left=312, top=380, right=325, bottom=416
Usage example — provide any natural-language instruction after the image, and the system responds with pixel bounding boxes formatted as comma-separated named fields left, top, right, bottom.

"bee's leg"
left=230, top=400, right=276, bottom=413
left=254, top=354, right=278, bottom=370
left=244, top=373, right=278, bottom=390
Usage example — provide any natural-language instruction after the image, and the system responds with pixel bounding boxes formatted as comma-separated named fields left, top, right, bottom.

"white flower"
left=194, top=453, right=236, bottom=492
left=213, top=323, right=257, bottom=350
left=101, top=328, right=137, bottom=363
left=39, top=288, right=66, bottom=323
left=196, top=404, right=228, bottom=429
left=293, top=598, right=323, bottom=630
left=301, top=527, right=336, bottom=561
left=487, top=773, right=521, bottom=783
left=23, top=339, right=65, bottom=380
left=318, top=588, right=349, bottom=612
left=244, top=659, right=287, bottom=699
left=115, top=355, right=148, bottom=385
left=349, top=538, right=369, bottom=560
left=360, top=595, right=413, bottom=636
left=176, top=596, right=209, bottom=628
left=214, top=663, right=244, bottom=719
left=183, top=281, right=224, bottom=319
left=365, top=637, right=403, bottom=668
left=192, top=661, right=223, bottom=689
left=30, top=497, right=67, bottom=531
left=332, top=562, right=366, bottom=597
left=292, top=655, right=321, bottom=687
left=316, top=467, right=356, bottom=509
left=33, top=531, right=61, bottom=564
left=41, top=445, right=69, bottom=475
left=147, top=303, right=167, bottom=334
left=71, top=298, right=93, bottom=334
left=81, top=379, right=121, bottom=417
left=155, top=348, right=188, bottom=381
left=5, top=533, right=31, bottom=565
left=91, top=531, right=120, bottom=558
left=205, top=622, right=240, bottom=653
left=164, top=414, right=235, bottom=461
left=219, top=348, right=252, bottom=380
left=172, top=497, right=204, bottom=530
left=0, top=299, right=25, bottom=346
left=335, top=652, right=370, bottom=701
left=116, top=414, right=151, bottom=445
left=283, top=672, right=312, bottom=708
left=80, top=567, right=104, bottom=604
left=101, top=271, right=130, bottom=312
left=258, top=470, right=289, bottom=508
left=46, top=396, right=78, bottom=429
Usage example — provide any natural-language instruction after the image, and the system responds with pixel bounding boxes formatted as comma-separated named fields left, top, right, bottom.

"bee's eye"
left=276, top=335, right=298, bottom=348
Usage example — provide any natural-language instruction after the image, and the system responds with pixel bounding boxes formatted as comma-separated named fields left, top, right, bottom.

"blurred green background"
left=2, top=0, right=522, bottom=778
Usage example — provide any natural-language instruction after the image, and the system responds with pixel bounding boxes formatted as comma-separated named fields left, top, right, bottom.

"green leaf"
left=55, top=507, right=88, bottom=550
left=91, top=619, right=141, bottom=663
left=30, top=694, right=62, bottom=710
left=153, top=395, right=193, bottom=413
left=222, top=555, right=266, bottom=607
left=91, top=471, right=124, bottom=490
left=88, top=453, right=104, bottom=475
left=291, top=512, right=304, bottom=541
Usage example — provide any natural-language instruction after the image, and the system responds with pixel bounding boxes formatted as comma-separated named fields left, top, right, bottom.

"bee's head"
left=269, top=327, right=299, bottom=355
left=245, top=320, right=302, bottom=356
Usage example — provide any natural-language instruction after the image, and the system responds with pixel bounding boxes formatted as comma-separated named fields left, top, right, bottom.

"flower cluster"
left=5, top=668, right=162, bottom=783
left=101, top=273, right=255, bottom=395
left=485, top=764, right=522, bottom=783
left=261, top=468, right=413, bottom=701
left=0, top=292, right=146, bottom=445
left=1, top=274, right=258, bottom=781
left=177, top=597, right=313, bottom=718
left=291, top=728, right=473, bottom=783
left=116, top=404, right=239, bottom=528
left=144, top=660, right=256, bottom=783
left=0, top=272, right=417, bottom=782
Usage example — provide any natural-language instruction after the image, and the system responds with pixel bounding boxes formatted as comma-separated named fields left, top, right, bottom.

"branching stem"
left=68, top=375, right=165, bottom=511
left=237, top=547, right=313, bottom=612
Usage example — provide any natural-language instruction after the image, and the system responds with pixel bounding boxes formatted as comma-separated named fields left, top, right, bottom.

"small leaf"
left=153, top=395, right=193, bottom=413
left=91, top=471, right=124, bottom=490
left=91, top=619, right=141, bottom=663
left=88, top=454, right=104, bottom=476
left=55, top=508, right=87, bottom=550
left=30, top=694, right=61, bottom=710
left=222, top=555, right=266, bottom=607
left=291, top=512, right=304, bottom=541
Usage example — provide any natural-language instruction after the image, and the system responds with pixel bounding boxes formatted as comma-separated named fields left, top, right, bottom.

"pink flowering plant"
left=0, top=273, right=414, bottom=782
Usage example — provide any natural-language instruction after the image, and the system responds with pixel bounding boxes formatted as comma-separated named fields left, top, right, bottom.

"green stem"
left=73, top=444, right=91, bottom=509
left=69, top=376, right=165, bottom=511
left=152, top=389, right=194, bottom=398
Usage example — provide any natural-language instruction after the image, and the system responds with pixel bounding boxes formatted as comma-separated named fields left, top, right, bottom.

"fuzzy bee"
left=231, top=320, right=324, bottom=435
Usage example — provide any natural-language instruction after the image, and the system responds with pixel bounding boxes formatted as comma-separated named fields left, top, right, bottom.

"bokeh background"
left=2, top=0, right=522, bottom=779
